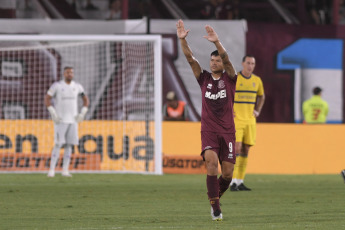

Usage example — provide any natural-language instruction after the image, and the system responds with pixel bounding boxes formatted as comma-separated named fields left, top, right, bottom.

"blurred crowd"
left=1, top=0, right=345, bottom=24
left=199, top=0, right=342, bottom=24
left=200, top=0, right=239, bottom=20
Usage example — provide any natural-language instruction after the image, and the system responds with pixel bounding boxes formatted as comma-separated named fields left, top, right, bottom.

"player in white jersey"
left=45, top=66, right=89, bottom=177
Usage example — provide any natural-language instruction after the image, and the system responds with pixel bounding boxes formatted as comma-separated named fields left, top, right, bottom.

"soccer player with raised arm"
left=176, top=19, right=237, bottom=221
left=45, top=66, right=89, bottom=177
left=230, top=55, right=265, bottom=191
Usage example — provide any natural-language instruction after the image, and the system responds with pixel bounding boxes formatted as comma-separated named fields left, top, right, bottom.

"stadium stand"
left=2, top=0, right=336, bottom=24
left=0, top=0, right=342, bottom=123
left=172, top=0, right=332, bottom=24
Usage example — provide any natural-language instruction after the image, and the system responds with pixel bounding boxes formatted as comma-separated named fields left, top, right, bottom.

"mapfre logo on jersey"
left=205, top=89, right=226, bottom=100
left=218, top=80, right=225, bottom=89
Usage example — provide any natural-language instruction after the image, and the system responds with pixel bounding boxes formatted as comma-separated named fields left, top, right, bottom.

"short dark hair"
left=242, top=55, right=255, bottom=62
left=64, top=66, right=73, bottom=71
left=210, top=50, right=219, bottom=57
left=313, top=87, right=322, bottom=95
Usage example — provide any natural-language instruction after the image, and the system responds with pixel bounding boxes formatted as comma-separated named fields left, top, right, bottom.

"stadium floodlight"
left=0, top=34, right=162, bottom=175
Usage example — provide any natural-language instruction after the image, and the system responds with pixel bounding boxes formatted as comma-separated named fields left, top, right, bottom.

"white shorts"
left=54, top=123, right=79, bottom=146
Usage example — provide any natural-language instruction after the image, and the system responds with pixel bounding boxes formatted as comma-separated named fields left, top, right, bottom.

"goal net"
left=0, top=35, right=162, bottom=175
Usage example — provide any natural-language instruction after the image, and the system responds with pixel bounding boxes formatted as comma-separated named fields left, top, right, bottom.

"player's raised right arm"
left=176, top=20, right=202, bottom=79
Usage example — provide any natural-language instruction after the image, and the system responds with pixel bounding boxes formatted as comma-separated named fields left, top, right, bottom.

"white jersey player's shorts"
left=54, top=123, right=79, bottom=146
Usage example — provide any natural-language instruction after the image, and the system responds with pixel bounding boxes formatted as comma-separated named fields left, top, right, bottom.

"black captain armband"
left=80, top=92, right=85, bottom=97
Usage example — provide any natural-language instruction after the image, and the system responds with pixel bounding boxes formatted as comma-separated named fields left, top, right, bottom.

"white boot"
left=61, top=171, right=72, bottom=177
left=47, top=170, right=55, bottom=177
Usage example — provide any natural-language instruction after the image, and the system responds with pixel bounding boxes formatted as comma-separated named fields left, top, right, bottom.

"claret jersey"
left=198, top=70, right=237, bottom=133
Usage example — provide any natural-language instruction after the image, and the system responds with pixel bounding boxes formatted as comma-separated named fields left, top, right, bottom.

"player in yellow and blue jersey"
left=230, top=55, right=265, bottom=191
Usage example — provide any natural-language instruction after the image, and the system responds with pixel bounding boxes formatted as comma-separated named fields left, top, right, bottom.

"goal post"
left=0, top=34, right=162, bottom=175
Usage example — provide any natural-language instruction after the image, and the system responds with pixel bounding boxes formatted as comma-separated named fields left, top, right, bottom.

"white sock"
left=49, top=146, right=60, bottom=172
left=238, top=179, right=244, bottom=185
left=62, top=145, right=72, bottom=173
left=230, top=178, right=238, bottom=185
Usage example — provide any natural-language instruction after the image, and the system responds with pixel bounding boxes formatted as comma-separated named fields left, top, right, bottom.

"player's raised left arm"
left=203, top=25, right=236, bottom=78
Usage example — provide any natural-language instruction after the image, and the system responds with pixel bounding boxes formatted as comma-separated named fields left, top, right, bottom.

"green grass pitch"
left=0, top=173, right=344, bottom=229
